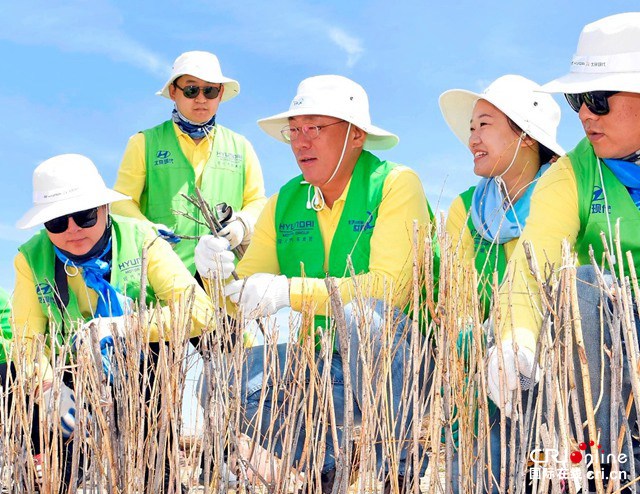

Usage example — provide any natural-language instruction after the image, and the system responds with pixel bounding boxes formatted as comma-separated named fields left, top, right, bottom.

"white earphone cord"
left=306, top=122, right=353, bottom=211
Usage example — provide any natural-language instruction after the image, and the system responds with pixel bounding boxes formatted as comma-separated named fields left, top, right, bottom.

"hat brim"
left=540, top=71, right=640, bottom=95
left=257, top=108, right=399, bottom=150
left=439, top=89, right=565, bottom=157
left=16, top=190, right=130, bottom=230
left=157, top=76, right=240, bottom=103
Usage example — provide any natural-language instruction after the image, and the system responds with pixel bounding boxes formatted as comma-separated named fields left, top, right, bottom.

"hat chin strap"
left=305, top=122, right=353, bottom=211
left=494, top=131, right=526, bottom=228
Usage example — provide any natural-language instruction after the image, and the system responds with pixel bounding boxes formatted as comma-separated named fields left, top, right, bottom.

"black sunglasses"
left=44, top=207, right=99, bottom=234
left=564, top=91, right=619, bottom=115
left=173, top=82, right=222, bottom=100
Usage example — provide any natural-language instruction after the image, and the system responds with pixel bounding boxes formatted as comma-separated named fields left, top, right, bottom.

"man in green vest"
left=13, top=153, right=213, bottom=493
left=196, top=75, right=433, bottom=492
left=113, top=50, right=267, bottom=275
left=488, top=13, right=640, bottom=486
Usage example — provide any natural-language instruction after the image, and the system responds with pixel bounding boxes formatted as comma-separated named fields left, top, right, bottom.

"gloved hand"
left=78, top=316, right=127, bottom=381
left=224, top=273, right=290, bottom=318
left=195, top=235, right=235, bottom=280
left=486, top=339, right=537, bottom=416
left=42, top=383, right=77, bottom=438
left=218, top=213, right=250, bottom=250
left=154, top=223, right=181, bottom=244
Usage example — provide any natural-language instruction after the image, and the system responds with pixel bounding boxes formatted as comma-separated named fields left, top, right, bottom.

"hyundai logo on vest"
left=591, top=185, right=611, bottom=214
left=279, top=220, right=314, bottom=238
left=153, top=150, right=174, bottom=166
left=36, top=283, right=54, bottom=303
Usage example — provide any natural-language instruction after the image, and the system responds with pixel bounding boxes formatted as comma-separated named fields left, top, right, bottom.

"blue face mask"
left=171, top=107, right=216, bottom=139
left=470, top=163, right=550, bottom=244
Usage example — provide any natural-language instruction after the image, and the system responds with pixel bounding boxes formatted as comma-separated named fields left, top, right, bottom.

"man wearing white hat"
left=196, top=74, right=433, bottom=491
left=488, top=12, right=640, bottom=486
left=12, top=153, right=214, bottom=492
left=113, top=50, right=267, bottom=275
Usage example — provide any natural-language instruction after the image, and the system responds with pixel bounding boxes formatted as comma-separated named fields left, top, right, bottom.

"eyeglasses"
left=564, top=91, right=619, bottom=115
left=44, top=207, right=99, bottom=234
left=280, top=120, right=346, bottom=142
left=173, top=82, right=222, bottom=100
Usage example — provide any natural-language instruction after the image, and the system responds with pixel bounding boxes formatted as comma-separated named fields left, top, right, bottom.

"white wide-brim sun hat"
left=439, top=74, right=565, bottom=157
left=257, top=75, right=399, bottom=150
left=541, top=12, right=640, bottom=94
left=17, top=154, right=130, bottom=230
left=157, top=51, right=240, bottom=103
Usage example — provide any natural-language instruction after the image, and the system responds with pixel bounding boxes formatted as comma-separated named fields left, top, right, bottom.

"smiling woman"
left=439, top=74, right=565, bottom=491
left=441, top=74, right=564, bottom=319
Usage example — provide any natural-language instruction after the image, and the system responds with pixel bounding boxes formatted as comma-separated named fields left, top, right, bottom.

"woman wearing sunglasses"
left=441, top=74, right=564, bottom=319
left=488, top=13, right=640, bottom=487
left=11, top=153, right=213, bottom=492
left=112, top=50, right=267, bottom=275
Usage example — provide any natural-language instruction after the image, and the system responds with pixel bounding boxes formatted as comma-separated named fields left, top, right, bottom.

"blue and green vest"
left=0, top=288, right=11, bottom=364
left=141, top=121, right=246, bottom=273
left=275, top=150, right=436, bottom=347
left=460, top=187, right=508, bottom=319
left=19, top=215, right=156, bottom=347
left=571, top=137, right=640, bottom=274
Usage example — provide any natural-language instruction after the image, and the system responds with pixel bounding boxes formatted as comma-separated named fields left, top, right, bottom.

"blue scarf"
left=470, top=164, right=550, bottom=244
left=603, top=158, right=640, bottom=209
left=54, top=238, right=125, bottom=318
left=171, top=108, right=216, bottom=139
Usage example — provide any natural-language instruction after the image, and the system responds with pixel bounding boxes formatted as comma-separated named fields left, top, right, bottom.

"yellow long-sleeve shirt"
left=497, top=155, right=580, bottom=351
left=112, top=122, right=267, bottom=225
left=12, top=228, right=215, bottom=378
left=445, top=195, right=519, bottom=266
left=236, top=165, right=431, bottom=314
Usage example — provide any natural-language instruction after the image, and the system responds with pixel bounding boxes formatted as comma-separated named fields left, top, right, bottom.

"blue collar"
left=470, top=164, right=550, bottom=244
left=172, top=108, right=216, bottom=140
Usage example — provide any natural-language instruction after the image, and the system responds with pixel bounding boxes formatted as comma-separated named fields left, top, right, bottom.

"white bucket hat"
left=257, top=75, right=399, bottom=150
left=17, top=154, right=130, bottom=230
left=157, top=51, right=240, bottom=103
left=542, top=12, right=640, bottom=94
left=439, top=74, right=565, bottom=157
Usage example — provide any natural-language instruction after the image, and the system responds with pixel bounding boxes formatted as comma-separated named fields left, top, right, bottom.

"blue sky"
left=0, top=1, right=638, bottom=290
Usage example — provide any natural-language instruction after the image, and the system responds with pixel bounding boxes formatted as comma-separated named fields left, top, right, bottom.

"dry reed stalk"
left=6, top=226, right=640, bottom=494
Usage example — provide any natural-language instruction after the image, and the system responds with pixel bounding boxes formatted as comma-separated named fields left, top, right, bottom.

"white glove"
left=218, top=213, right=250, bottom=250
left=224, top=273, right=290, bottom=318
left=43, top=383, right=77, bottom=438
left=195, top=235, right=235, bottom=280
left=76, top=316, right=127, bottom=380
left=487, top=340, right=538, bottom=416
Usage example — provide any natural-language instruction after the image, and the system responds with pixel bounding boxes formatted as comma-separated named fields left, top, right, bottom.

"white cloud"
left=185, top=0, right=365, bottom=69
left=328, top=28, right=364, bottom=67
left=0, top=1, right=169, bottom=77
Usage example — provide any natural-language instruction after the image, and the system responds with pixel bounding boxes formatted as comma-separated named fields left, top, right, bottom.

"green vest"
left=18, top=215, right=156, bottom=347
left=141, top=121, right=246, bottom=273
left=0, top=287, right=11, bottom=364
left=459, top=187, right=508, bottom=319
left=275, top=151, right=395, bottom=346
left=570, top=137, right=640, bottom=275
